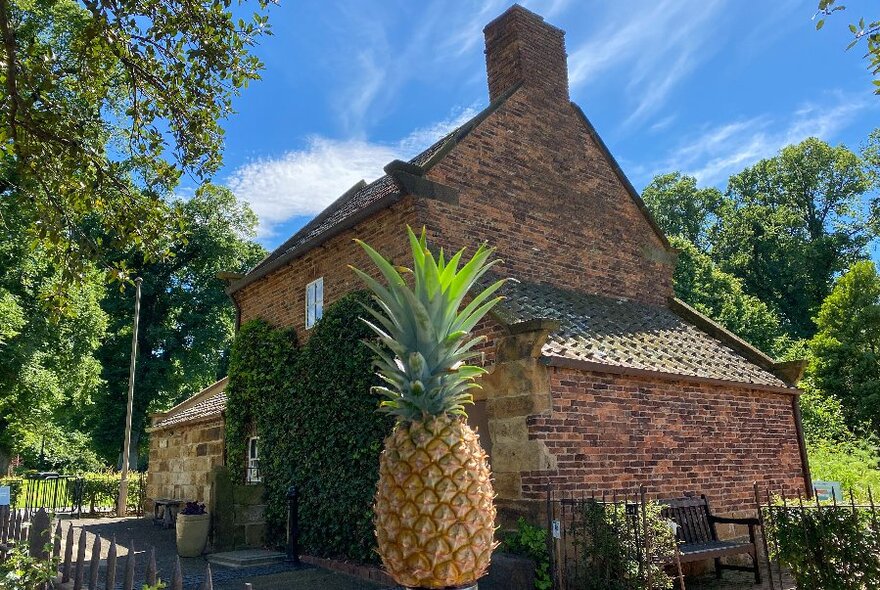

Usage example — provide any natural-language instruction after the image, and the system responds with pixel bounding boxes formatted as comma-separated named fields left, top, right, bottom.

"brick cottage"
left=147, top=4, right=810, bottom=529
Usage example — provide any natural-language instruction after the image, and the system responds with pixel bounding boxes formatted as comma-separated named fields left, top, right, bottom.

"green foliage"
left=670, top=236, right=789, bottom=356
left=808, top=260, right=880, bottom=431
left=0, top=543, right=59, bottom=590
left=808, top=439, right=880, bottom=499
left=351, top=226, right=505, bottom=422
left=641, top=172, right=724, bottom=251
left=89, top=184, right=265, bottom=465
left=224, top=317, right=298, bottom=494
left=766, top=500, right=880, bottom=589
left=0, top=194, right=108, bottom=474
left=0, top=0, right=271, bottom=285
left=225, top=292, right=393, bottom=562
left=569, top=500, right=676, bottom=590
left=800, top=385, right=854, bottom=443
left=816, top=2, right=880, bottom=94
left=500, top=518, right=552, bottom=590
left=715, top=137, right=872, bottom=338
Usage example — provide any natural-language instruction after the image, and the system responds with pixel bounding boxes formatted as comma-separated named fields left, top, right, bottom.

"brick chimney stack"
left=483, top=4, right=569, bottom=103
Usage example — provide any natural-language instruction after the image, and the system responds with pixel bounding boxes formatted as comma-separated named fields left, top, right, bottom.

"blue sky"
left=211, top=0, right=879, bottom=250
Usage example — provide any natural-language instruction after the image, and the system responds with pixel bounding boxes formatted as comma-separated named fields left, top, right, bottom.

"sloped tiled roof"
left=231, top=84, right=524, bottom=293
left=152, top=378, right=228, bottom=429
left=491, top=279, right=790, bottom=389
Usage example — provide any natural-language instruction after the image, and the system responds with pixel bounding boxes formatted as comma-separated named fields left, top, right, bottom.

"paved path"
left=58, top=515, right=385, bottom=590
left=57, top=515, right=792, bottom=590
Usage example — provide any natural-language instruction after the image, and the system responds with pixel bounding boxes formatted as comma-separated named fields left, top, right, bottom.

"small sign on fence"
left=552, top=519, right=561, bottom=539
left=813, top=480, right=842, bottom=502
left=0, top=486, right=9, bottom=506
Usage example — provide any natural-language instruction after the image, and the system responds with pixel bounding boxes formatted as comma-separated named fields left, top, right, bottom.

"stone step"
left=206, top=549, right=286, bottom=569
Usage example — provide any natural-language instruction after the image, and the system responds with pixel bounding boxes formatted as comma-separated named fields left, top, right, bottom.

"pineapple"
left=350, top=227, right=506, bottom=589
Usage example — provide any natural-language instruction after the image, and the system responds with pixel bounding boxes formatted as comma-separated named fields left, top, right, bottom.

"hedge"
left=226, top=292, right=392, bottom=562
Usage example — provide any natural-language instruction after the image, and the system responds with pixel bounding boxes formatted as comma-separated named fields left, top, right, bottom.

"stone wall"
left=210, top=466, right=267, bottom=550
left=145, top=417, right=225, bottom=511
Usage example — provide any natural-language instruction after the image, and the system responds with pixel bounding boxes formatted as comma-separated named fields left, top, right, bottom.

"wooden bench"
left=660, top=495, right=761, bottom=583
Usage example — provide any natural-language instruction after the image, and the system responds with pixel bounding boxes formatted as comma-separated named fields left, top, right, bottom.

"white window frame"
left=247, top=436, right=261, bottom=483
left=305, top=277, right=324, bottom=329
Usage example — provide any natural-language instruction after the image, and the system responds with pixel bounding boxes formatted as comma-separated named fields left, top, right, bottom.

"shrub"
left=766, top=501, right=880, bottom=588
left=569, top=499, right=676, bottom=590
left=808, top=439, right=880, bottom=500
left=500, top=518, right=552, bottom=590
left=0, top=544, right=58, bottom=590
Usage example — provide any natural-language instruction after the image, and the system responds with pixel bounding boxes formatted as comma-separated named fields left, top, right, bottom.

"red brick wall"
left=424, top=87, right=674, bottom=307
left=235, top=198, right=420, bottom=339
left=521, top=366, right=806, bottom=515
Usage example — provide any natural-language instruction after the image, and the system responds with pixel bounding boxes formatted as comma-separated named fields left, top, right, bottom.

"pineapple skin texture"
left=374, top=415, right=497, bottom=588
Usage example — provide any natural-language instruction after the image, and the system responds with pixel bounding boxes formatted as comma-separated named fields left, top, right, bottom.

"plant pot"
left=176, top=513, right=210, bottom=557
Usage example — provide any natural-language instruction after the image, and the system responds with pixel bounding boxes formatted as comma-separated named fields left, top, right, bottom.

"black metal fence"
left=17, top=472, right=146, bottom=516
left=762, top=487, right=880, bottom=590
left=546, top=486, right=684, bottom=590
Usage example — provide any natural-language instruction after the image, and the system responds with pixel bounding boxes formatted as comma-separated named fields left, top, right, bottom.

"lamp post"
left=117, top=277, right=142, bottom=517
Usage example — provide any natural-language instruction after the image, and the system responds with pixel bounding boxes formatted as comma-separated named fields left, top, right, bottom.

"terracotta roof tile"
left=154, top=390, right=226, bottom=428
left=491, top=279, right=789, bottom=388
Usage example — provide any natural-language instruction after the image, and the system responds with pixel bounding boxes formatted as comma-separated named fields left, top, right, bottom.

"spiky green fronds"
left=350, top=227, right=506, bottom=422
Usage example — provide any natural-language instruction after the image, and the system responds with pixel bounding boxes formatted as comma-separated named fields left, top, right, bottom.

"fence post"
left=89, top=535, right=102, bottom=590
left=62, top=523, right=74, bottom=582
left=753, top=482, right=775, bottom=590
left=28, top=508, right=50, bottom=559
left=106, top=537, right=118, bottom=590
left=285, top=486, right=300, bottom=566
left=74, top=529, right=87, bottom=590
left=123, top=541, right=136, bottom=590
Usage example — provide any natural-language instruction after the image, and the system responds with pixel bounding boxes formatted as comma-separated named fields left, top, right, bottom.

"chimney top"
left=483, top=4, right=569, bottom=103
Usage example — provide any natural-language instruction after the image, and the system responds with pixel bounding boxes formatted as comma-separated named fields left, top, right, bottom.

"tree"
left=0, top=188, right=108, bottom=473
left=670, top=236, right=790, bottom=357
left=808, top=260, right=880, bottom=432
left=713, top=137, right=873, bottom=338
left=641, top=172, right=725, bottom=251
left=87, top=185, right=265, bottom=464
left=816, top=1, right=880, bottom=94
left=0, top=0, right=271, bottom=289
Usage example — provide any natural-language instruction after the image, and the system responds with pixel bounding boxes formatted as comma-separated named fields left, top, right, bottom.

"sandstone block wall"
left=145, top=417, right=225, bottom=511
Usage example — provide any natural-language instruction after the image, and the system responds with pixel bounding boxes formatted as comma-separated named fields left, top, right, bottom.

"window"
left=305, top=277, right=323, bottom=329
left=247, top=437, right=261, bottom=483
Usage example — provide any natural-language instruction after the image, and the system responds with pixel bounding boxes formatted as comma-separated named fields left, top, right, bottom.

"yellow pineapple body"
left=374, top=415, right=496, bottom=589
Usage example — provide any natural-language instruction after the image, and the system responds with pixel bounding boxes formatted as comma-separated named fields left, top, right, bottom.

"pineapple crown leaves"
left=349, top=226, right=507, bottom=422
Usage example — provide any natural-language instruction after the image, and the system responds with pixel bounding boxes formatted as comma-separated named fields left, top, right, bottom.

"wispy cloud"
left=568, top=0, right=726, bottom=128
left=226, top=106, right=480, bottom=239
left=633, top=93, right=874, bottom=186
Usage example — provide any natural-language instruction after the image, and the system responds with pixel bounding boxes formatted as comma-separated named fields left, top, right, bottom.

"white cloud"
left=226, top=106, right=480, bottom=239
left=637, top=93, right=874, bottom=186
left=568, top=0, right=726, bottom=128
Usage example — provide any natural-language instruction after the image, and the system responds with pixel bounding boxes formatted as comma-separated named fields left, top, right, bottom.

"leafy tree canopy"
left=641, top=172, right=724, bottom=251
left=670, top=236, right=791, bottom=358
left=0, top=189, right=108, bottom=473
left=713, top=137, right=873, bottom=338
left=0, top=0, right=270, bottom=290
left=808, top=260, right=880, bottom=432
left=87, top=184, right=265, bottom=464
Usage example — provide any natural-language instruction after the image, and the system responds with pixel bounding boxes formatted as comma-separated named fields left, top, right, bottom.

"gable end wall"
left=424, top=88, right=674, bottom=306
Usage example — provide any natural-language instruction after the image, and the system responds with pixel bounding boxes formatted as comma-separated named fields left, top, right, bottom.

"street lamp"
left=117, top=277, right=142, bottom=517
